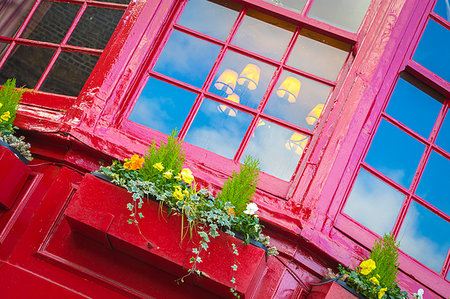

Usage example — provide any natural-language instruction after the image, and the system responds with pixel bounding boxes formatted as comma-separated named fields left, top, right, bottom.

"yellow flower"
left=360, top=259, right=376, bottom=275
left=369, top=276, right=380, bottom=285
left=173, top=189, right=184, bottom=200
left=0, top=103, right=3, bottom=109
left=1, top=111, right=11, bottom=121
left=227, top=207, right=235, bottom=216
left=180, top=168, right=194, bottom=184
left=378, top=287, right=387, bottom=299
left=163, top=170, right=173, bottom=179
left=153, top=162, right=164, bottom=172
left=123, top=154, right=144, bottom=170
left=183, top=189, right=190, bottom=197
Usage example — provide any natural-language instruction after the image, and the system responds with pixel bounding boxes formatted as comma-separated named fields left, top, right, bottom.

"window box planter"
left=308, top=280, right=366, bottom=299
left=65, top=173, right=267, bottom=298
left=0, top=141, right=31, bottom=209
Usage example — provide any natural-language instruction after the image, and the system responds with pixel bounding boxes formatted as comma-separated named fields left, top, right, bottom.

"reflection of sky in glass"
left=129, top=78, right=197, bottom=135
left=398, top=201, right=450, bottom=273
left=385, top=78, right=441, bottom=138
left=262, top=0, right=307, bottom=14
left=184, top=98, right=252, bottom=159
left=177, top=0, right=238, bottom=41
left=433, top=0, right=450, bottom=22
left=416, top=151, right=450, bottom=215
left=287, top=29, right=349, bottom=81
left=243, top=121, right=305, bottom=181
left=232, top=10, right=294, bottom=61
left=153, top=30, right=221, bottom=88
left=436, top=114, right=450, bottom=152
left=343, top=168, right=404, bottom=236
left=307, top=0, right=371, bottom=33
left=264, top=70, right=331, bottom=129
left=209, top=50, right=276, bottom=109
left=365, top=119, right=425, bottom=189
left=413, top=19, right=449, bottom=82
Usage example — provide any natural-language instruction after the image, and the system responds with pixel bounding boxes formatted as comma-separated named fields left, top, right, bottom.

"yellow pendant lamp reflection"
left=218, top=93, right=240, bottom=117
left=214, top=69, right=238, bottom=95
left=277, top=76, right=301, bottom=103
left=285, top=132, right=308, bottom=156
left=305, top=104, right=324, bottom=126
left=237, top=64, right=260, bottom=90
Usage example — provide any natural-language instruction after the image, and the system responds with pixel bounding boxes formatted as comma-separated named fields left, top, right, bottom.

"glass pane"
left=129, top=78, right=198, bottom=135
left=209, top=50, right=276, bottom=109
left=385, top=76, right=442, bottom=138
left=434, top=0, right=450, bottom=22
left=21, top=1, right=80, bottom=44
left=398, top=201, right=450, bottom=273
left=287, top=29, right=349, bottom=81
left=307, top=0, right=371, bottom=33
left=264, top=70, right=332, bottom=129
left=232, top=10, right=295, bottom=61
left=413, top=19, right=450, bottom=82
left=0, top=42, right=9, bottom=60
left=40, top=51, right=99, bottom=97
left=436, top=114, right=450, bottom=152
left=184, top=98, right=252, bottom=159
left=243, top=121, right=306, bottom=181
left=343, top=168, right=405, bottom=236
left=262, top=0, right=307, bottom=14
left=100, top=0, right=130, bottom=4
left=0, top=0, right=34, bottom=37
left=365, top=119, right=425, bottom=189
left=67, top=7, right=124, bottom=49
left=154, top=31, right=221, bottom=88
left=0, top=45, right=54, bottom=88
left=416, top=151, right=450, bottom=215
left=177, top=0, right=239, bottom=41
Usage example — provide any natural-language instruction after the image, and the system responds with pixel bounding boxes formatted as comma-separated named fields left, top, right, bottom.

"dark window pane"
left=413, top=19, right=450, bottom=82
left=365, top=119, right=425, bottom=188
left=129, top=78, right=198, bottom=135
left=416, top=151, right=450, bottom=215
left=184, top=98, right=252, bottom=159
left=0, top=42, right=10, bottom=60
left=0, top=0, right=34, bottom=37
left=398, top=201, right=450, bottom=273
left=385, top=76, right=442, bottom=138
left=67, top=6, right=124, bottom=49
left=99, top=0, right=130, bottom=4
left=40, top=51, right=99, bottom=97
left=343, top=168, right=405, bottom=236
left=154, top=31, right=221, bottom=88
left=0, top=45, right=54, bottom=88
left=243, top=121, right=307, bottom=181
left=307, top=0, right=371, bottom=33
left=261, top=0, right=307, bottom=14
left=177, top=0, right=239, bottom=41
left=21, top=1, right=80, bottom=44
left=436, top=114, right=450, bottom=152
left=434, top=0, right=449, bottom=22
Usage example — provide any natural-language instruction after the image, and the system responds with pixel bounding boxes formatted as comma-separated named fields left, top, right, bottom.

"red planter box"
left=0, top=144, right=31, bottom=209
left=65, top=174, right=266, bottom=298
left=308, top=281, right=363, bottom=299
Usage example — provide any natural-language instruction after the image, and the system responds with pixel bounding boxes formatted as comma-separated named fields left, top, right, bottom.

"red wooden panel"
left=308, top=281, right=359, bottom=299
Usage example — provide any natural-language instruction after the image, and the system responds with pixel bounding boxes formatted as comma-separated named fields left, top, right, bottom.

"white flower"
left=413, top=289, right=424, bottom=299
left=244, top=202, right=258, bottom=215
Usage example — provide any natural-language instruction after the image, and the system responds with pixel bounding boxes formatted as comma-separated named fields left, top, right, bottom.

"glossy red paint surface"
left=307, top=281, right=359, bottom=299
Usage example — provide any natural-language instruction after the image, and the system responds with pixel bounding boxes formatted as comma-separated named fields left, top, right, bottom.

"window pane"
left=177, top=0, right=239, bottom=41
left=385, top=77, right=442, bottom=138
left=154, top=31, right=221, bottom=88
left=0, top=42, right=9, bottom=59
left=261, top=0, right=307, bottom=14
left=232, top=10, right=295, bottom=61
left=100, top=0, right=130, bottom=4
left=416, top=151, right=450, bottom=215
left=398, top=201, right=450, bottom=273
left=209, top=50, right=276, bottom=109
left=434, top=0, right=450, bottom=22
left=264, top=70, right=332, bottom=129
left=20, top=1, right=80, bottom=44
left=0, top=0, right=34, bottom=37
left=436, top=114, right=450, bottom=152
left=365, top=119, right=425, bottom=188
left=40, top=51, right=100, bottom=97
left=307, top=0, right=371, bottom=33
left=0, top=45, right=54, bottom=88
left=243, top=121, right=306, bottom=181
left=343, top=168, right=405, bottom=236
left=129, top=78, right=198, bottom=136
left=67, top=6, right=124, bottom=49
left=184, top=98, right=252, bottom=159
left=287, top=29, right=349, bottom=81
left=413, top=19, right=450, bottom=82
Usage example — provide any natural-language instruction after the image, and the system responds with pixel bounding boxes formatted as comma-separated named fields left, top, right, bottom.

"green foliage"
left=370, top=234, right=400, bottom=289
left=0, top=78, right=25, bottom=134
left=140, top=131, right=185, bottom=181
left=217, top=155, right=260, bottom=214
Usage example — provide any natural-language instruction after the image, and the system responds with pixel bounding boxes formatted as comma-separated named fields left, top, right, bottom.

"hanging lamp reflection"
left=305, top=104, right=324, bottom=126
left=237, top=64, right=260, bottom=90
left=218, top=93, right=240, bottom=117
left=277, top=76, right=301, bottom=103
left=285, top=132, right=308, bottom=155
left=214, top=69, right=238, bottom=95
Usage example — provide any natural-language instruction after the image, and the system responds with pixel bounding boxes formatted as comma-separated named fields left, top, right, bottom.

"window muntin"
left=433, top=0, right=450, bottom=22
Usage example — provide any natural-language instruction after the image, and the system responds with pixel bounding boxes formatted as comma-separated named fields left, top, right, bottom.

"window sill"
left=308, top=280, right=364, bottom=299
